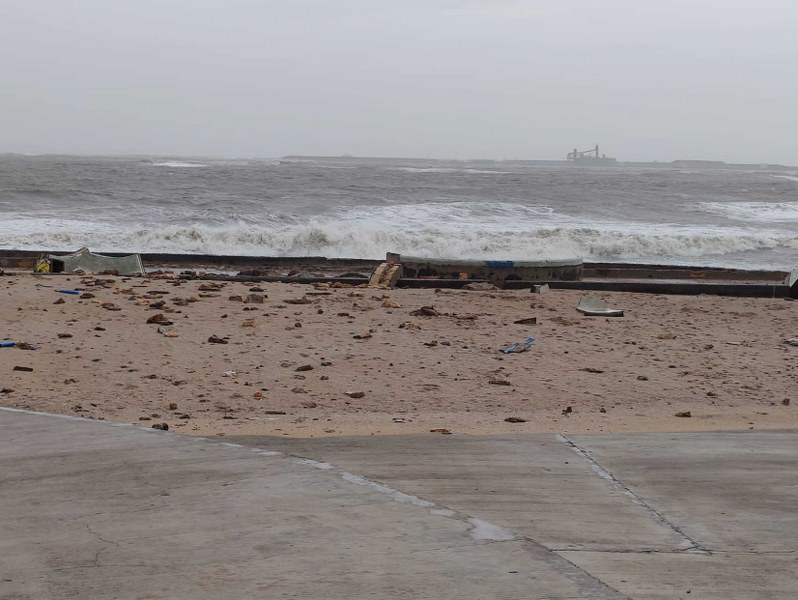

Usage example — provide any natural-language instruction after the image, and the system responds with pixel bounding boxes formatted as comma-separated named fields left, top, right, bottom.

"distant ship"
left=567, top=145, right=617, bottom=166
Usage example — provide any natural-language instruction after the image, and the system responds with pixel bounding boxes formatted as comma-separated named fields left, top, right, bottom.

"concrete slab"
left=569, top=431, right=798, bottom=552
left=0, top=409, right=625, bottom=600
left=562, top=552, right=798, bottom=600
left=230, top=430, right=798, bottom=600
left=3, top=409, right=797, bottom=600
left=230, top=435, right=688, bottom=552
left=564, top=431, right=798, bottom=599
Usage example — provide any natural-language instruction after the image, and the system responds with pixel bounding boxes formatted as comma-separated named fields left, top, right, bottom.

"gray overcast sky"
left=1, top=0, right=796, bottom=163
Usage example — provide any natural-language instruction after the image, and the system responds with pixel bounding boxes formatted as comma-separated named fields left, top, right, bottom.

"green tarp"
left=46, top=248, right=144, bottom=275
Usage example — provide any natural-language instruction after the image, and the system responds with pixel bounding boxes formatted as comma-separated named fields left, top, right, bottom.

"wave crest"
left=700, top=201, right=798, bottom=222
left=150, top=161, right=208, bottom=168
left=2, top=222, right=796, bottom=268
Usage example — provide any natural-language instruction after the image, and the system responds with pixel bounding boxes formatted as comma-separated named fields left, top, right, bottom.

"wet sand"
left=1, top=273, right=795, bottom=437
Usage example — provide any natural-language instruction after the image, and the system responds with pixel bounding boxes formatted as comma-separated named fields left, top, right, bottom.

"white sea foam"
left=7, top=156, right=798, bottom=270
left=3, top=216, right=795, bottom=267
left=151, top=161, right=208, bottom=168
left=3, top=199, right=797, bottom=268
left=700, top=201, right=798, bottom=222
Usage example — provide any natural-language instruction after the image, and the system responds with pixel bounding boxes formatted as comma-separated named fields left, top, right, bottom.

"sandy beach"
left=1, top=273, right=795, bottom=437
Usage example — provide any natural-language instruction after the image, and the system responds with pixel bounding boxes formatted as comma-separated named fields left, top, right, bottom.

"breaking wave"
left=700, top=201, right=798, bottom=222
left=6, top=155, right=798, bottom=270
left=150, top=161, right=208, bottom=168
left=3, top=213, right=796, bottom=268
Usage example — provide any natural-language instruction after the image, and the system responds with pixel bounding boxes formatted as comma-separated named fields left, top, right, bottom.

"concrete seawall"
left=1, top=249, right=793, bottom=297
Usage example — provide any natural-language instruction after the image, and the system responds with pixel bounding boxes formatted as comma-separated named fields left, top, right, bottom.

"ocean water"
left=1, top=154, right=797, bottom=269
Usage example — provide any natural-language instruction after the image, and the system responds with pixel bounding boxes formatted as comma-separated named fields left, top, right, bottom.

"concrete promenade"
left=1, top=409, right=796, bottom=599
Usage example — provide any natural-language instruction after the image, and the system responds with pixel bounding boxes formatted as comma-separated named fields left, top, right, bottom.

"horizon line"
left=1, top=151, right=795, bottom=169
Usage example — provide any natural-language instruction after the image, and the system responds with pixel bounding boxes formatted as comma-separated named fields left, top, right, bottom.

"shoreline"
left=1, top=273, right=795, bottom=438
left=1, top=247, right=790, bottom=280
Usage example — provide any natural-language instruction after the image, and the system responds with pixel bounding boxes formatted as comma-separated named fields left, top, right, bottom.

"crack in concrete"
left=522, top=539, right=632, bottom=600
left=185, top=437, right=632, bottom=598
left=551, top=547, right=701, bottom=554
left=556, top=434, right=711, bottom=555
left=64, top=511, right=105, bottom=522
left=84, top=522, right=118, bottom=547
left=48, top=561, right=206, bottom=572
left=82, top=522, right=120, bottom=568
left=244, top=444, right=631, bottom=599
left=712, top=549, right=797, bottom=555
left=0, top=409, right=631, bottom=598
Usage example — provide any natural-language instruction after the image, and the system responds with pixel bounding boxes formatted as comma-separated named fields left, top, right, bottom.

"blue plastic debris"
left=501, top=338, right=535, bottom=354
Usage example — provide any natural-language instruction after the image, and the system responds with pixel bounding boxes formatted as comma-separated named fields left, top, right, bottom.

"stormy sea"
left=2, top=154, right=797, bottom=270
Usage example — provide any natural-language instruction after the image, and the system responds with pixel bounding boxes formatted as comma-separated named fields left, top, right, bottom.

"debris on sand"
left=513, top=317, right=537, bottom=325
left=501, top=338, right=535, bottom=354
left=410, top=305, right=439, bottom=317
left=504, top=417, right=527, bottom=423
left=463, top=282, right=497, bottom=291
left=146, top=313, right=173, bottom=325
left=576, top=297, right=624, bottom=317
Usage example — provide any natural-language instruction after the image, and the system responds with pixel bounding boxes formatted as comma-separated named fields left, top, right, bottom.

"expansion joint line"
left=556, top=434, right=712, bottom=555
